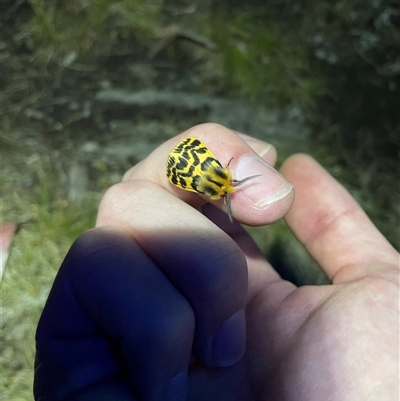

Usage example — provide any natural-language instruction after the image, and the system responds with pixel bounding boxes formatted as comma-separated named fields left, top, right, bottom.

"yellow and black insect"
left=166, top=136, right=260, bottom=222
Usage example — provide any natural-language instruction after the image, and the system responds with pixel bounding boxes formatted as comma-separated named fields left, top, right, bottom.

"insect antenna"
left=227, top=158, right=261, bottom=187
left=232, top=174, right=261, bottom=187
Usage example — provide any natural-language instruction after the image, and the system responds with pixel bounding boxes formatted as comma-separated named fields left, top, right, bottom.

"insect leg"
left=225, top=193, right=234, bottom=223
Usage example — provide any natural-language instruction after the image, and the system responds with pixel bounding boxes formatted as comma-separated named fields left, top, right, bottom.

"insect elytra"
left=166, top=137, right=260, bottom=222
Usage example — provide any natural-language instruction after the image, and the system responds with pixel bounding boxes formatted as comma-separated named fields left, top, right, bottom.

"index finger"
left=280, top=154, right=399, bottom=282
left=123, top=123, right=294, bottom=225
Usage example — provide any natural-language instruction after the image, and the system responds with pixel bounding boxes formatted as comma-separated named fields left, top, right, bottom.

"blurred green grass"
left=202, top=7, right=327, bottom=104
left=29, top=0, right=161, bottom=54
left=1, top=155, right=99, bottom=399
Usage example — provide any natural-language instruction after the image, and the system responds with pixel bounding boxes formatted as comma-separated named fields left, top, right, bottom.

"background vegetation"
left=1, top=0, right=399, bottom=398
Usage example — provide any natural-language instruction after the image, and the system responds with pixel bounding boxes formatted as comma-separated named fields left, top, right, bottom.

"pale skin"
left=34, top=123, right=399, bottom=401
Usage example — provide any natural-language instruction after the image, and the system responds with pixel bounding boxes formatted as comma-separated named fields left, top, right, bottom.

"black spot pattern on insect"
left=166, top=137, right=260, bottom=222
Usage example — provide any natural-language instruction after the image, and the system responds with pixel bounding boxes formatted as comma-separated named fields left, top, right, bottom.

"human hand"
left=34, top=124, right=399, bottom=401
left=247, top=153, right=399, bottom=400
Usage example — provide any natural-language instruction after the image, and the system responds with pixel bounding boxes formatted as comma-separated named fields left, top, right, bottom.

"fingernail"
left=236, top=155, right=293, bottom=207
left=161, top=371, right=187, bottom=401
left=211, top=309, right=246, bottom=367
left=257, top=143, right=273, bottom=157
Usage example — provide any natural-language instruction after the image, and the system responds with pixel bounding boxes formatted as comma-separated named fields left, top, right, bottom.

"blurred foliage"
left=1, top=155, right=99, bottom=400
left=28, top=0, right=162, bottom=58
left=1, top=0, right=163, bottom=130
left=201, top=6, right=327, bottom=104
left=300, top=0, right=400, bottom=247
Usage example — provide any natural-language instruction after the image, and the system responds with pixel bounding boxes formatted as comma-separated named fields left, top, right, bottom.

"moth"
left=166, top=137, right=260, bottom=222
